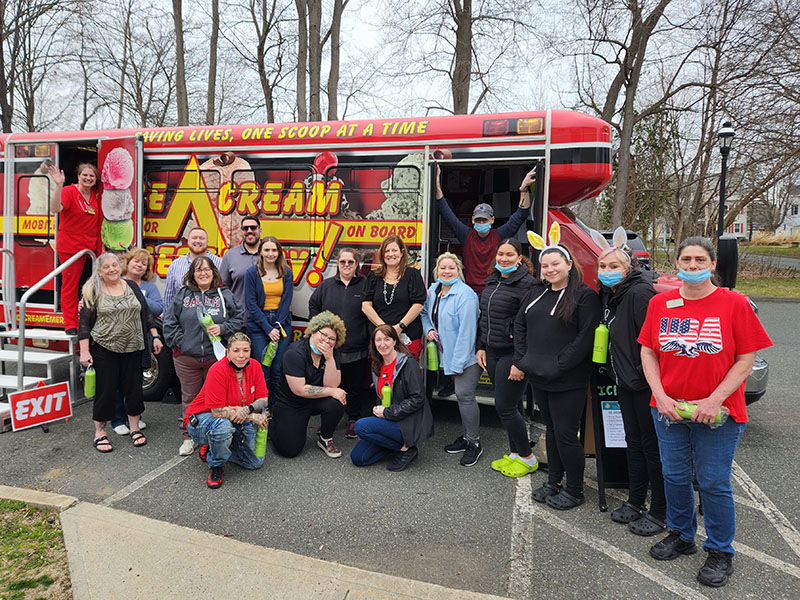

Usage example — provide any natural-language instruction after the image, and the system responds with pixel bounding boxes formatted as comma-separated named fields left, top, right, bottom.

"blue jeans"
left=652, top=407, right=745, bottom=554
left=111, top=389, right=127, bottom=428
left=350, top=417, right=404, bottom=466
left=248, top=311, right=290, bottom=397
left=187, top=412, right=264, bottom=469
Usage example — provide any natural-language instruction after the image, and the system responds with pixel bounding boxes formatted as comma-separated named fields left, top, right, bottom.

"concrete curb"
left=59, top=501, right=510, bottom=600
left=748, top=296, right=800, bottom=303
left=0, top=484, right=78, bottom=512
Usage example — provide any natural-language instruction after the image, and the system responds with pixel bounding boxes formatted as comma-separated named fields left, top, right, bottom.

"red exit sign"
left=9, top=382, right=72, bottom=431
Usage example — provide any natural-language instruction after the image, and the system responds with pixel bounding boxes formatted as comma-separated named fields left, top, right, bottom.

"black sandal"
left=629, top=513, right=667, bottom=536
left=93, top=435, right=113, bottom=453
left=546, top=490, right=585, bottom=510
left=130, top=430, right=147, bottom=448
left=532, top=482, right=561, bottom=503
left=611, top=501, right=644, bottom=524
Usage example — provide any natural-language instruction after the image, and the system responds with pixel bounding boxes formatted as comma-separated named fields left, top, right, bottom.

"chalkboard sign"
left=590, top=365, right=629, bottom=511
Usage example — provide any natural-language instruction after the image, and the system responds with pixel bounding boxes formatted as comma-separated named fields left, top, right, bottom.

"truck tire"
left=143, top=345, right=175, bottom=402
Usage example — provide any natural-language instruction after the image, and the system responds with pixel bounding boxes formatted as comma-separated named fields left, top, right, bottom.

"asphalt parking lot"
left=1, top=299, right=797, bottom=599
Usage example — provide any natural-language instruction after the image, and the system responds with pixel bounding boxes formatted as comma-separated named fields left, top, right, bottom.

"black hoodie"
left=599, top=269, right=656, bottom=392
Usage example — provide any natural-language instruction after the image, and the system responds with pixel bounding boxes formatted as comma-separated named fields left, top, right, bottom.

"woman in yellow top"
left=245, top=236, right=293, bottom=396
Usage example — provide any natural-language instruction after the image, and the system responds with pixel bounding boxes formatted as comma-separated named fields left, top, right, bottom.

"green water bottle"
left=381, top=384, right=392, bottom=407
left=592, top=323, right=609, bottom=364
left=254, top=426, right=268, bottom=457
left=84, top=365, right=96, bottom=399
left=427, top=340, right=439, bottom=371
left=262, top=341, right=277, bottom=367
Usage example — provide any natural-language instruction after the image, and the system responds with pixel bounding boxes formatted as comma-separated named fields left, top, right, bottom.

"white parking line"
left=510, top=476, right=709, bottom=600
left=731, top=460, right=800, bottom=558
left=101, top=455, right=189, bottom=507
left=507, top=476, right=534, bottom=599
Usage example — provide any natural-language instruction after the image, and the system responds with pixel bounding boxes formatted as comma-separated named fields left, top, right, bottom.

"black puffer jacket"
left=477, top=265, right=535, bottom=353
left=600, top=269, right=656, bottom=392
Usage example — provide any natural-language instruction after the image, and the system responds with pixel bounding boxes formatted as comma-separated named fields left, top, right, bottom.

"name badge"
left=86, top=206, right=96, bottom=215
left=666, top=298, right=684, bottom=308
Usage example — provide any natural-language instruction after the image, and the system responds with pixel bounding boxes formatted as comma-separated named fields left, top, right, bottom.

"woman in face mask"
left=475, top=238, right=540, bottom=478
left=595, top=233, right=665, bottom=536
left=421, top=253, right=482, bottom=466
left=639, top=236, right=772, bottom=588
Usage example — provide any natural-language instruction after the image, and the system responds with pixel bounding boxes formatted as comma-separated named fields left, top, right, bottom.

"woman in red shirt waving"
left=49, top=163, right=104, bottom=334
left=639, top=236, right=772, bottom=588
left=184, top=332, right=269, bottom=489
left=350, top=324, right=433, bottom=472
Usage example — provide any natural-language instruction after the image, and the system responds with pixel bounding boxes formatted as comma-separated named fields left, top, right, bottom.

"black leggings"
left=340, top=358, right=372, bottom=420
left=534, top=386, right=586, bottom=497
left=92, top=344, right=143, bottom=422
left=618, top=386, right=666, bottom=519
left=270, top=397, right=345, bottom=458
left=486, top=350, right=531, bottom=455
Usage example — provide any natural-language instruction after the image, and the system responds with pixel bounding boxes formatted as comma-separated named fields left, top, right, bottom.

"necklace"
left=382, top=280, right=397, bottom=305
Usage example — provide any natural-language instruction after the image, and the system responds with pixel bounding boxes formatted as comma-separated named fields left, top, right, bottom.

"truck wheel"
left=143, top=346, right=174, bottom=402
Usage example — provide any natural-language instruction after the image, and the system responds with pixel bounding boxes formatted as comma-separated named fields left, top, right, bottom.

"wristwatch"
left=398, top=322, right=407, bottom=331
left=247, top=404, right=256, bottom=414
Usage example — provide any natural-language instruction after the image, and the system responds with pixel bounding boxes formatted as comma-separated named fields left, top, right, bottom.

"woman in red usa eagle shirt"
left=638, top=236, right=772, bottom=589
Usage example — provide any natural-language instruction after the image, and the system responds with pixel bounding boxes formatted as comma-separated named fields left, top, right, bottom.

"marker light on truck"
left=516, top=118, right=544, bottom=135
left=483, top=120, right=510, bottom=136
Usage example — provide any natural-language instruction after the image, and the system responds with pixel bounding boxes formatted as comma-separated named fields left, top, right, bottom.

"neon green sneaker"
left=491, top=455, right=515, bottom=472
left=500, top=456, right=539, bottom=478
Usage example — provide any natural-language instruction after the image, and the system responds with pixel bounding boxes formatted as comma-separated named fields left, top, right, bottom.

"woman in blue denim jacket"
left=421, top=253, right=482, bottom=467
left=244, top=236, right=293, bottom=397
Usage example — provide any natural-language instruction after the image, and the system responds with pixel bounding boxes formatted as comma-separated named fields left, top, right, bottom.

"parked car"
left=600, top=229, right=651, bottom=270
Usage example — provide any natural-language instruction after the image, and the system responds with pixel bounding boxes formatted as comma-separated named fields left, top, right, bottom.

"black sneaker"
left=386, top=446, right=418, bottom=471
left=444, top=436, right=468, bottom=454
left=207, top=466, right=224, bottom=489
left=649, top=530, right=697, bottom=561
left=460, top=442, right=483, bottom=467
left=697, top=549, right=734, bottom=587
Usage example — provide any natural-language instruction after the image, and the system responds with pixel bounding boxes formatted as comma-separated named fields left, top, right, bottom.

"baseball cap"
left=472, top=203, right=494, bottom=219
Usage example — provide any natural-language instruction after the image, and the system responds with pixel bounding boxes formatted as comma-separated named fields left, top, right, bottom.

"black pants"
left=534, top=386, right=586, bottom=497
left=340, top=358, right=372, bottom=420
left=92, top=344, right=144, bottom=422
left=618, top=386, right=666, bottom=519
left=486, top=350, right=531, bottom=455
left=270, top=397, right=345, bottom=458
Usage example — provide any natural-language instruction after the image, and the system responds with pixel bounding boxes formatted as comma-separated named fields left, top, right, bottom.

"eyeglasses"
left=242, top=225, right=259, bottom=231
left=316, top=332, right=337, bottom=343
left=338, top=259, right=356, bottom=265
left=195, top=267, right=213, bottom=274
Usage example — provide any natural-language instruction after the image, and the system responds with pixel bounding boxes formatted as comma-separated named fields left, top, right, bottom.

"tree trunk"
left=295, top=0, right=308, bottom=121
left=172, top=0, right=189, bottom=125
left=307, top=0, right=322, bottom=120
left=206, top=0, right=219, bottom=125
left=326, top=0, right=345, bottom=121
left=451, top=0, right=472, bottom=115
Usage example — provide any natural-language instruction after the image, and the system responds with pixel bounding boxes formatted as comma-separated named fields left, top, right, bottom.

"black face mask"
left=228, top=359, right=246, bottom=372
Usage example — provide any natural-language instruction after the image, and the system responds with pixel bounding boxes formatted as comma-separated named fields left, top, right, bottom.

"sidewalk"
left=1, top=485, right=509, bottom=600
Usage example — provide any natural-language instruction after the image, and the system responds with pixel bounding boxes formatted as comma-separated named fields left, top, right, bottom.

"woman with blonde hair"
left=362, top=235, right=426, bottom=358
left=270, top=311, right=348, bottom=459
left=421, top=253, right=482, bottom=466
left=244, top=236, right=294, bottom=392
left=79, top=253, right=163, bottom=452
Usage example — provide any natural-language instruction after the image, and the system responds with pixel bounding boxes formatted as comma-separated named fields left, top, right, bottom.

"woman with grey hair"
left=270, top=311, right=348, bottom=459
left=78, top=253, right=163, bottom=453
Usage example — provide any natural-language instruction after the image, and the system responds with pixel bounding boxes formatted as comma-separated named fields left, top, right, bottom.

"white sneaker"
left=112, top=424, right=130, bottom=436
left=178, top=439, right=195, bottom=456
left=139, top=419, right=147, bottom=430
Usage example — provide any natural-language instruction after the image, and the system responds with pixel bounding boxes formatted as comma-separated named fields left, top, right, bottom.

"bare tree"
left=207, top=0, right=220, bottom=125
left=172, top=0, right=189, bottom=125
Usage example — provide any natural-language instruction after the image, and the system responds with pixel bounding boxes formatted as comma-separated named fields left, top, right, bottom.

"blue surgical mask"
left=437, top=277, right=456, bottom=285
left=598, top=271, right=624, bottom=288
left=473, top=222, right=492, bottom=235
left=310, top=341, right=322, bottom=355
left=677, top=268, right=713, bottom=284
left=495, top=263, right=517, bottom=275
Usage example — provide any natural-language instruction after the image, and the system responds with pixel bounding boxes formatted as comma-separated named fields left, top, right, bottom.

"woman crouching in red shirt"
left=185, top=332, right=269, bottom=489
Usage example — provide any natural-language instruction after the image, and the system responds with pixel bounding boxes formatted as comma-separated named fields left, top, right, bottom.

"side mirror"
left=716, top=235, right=738, bottom=289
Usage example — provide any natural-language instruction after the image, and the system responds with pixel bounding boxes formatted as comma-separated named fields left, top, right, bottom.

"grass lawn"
left=0, top=500, right=71, bottom=599
left=735, top=277, right=800, bottom=298
left=740, top=245, right=800, bottom=258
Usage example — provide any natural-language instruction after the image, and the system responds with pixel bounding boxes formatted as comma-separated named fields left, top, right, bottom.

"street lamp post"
left=717, top=121, right=736, bottom=240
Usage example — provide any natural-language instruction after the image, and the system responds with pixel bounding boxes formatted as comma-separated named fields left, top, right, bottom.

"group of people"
left=59, top=161, right=770, bottom=589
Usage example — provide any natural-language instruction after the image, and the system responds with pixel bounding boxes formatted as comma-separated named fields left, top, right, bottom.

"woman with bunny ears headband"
left=592, top=227, right=666, bottom=537
left=513, top=223, right=601, bottom=510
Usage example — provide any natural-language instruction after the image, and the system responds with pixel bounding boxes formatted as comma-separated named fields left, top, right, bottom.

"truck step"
left=0, top=374, right=47, bottom=392
left=0, top=348, right=73, bottom=366
left=0, top=329, right=75, bottom=342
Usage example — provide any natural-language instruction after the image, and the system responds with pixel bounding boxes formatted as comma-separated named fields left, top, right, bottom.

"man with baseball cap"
left=436, top=167, right=536, bottom=294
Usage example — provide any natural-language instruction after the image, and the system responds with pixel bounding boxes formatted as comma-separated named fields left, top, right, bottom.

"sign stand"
left=590, top=366, right=629, bottom=511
